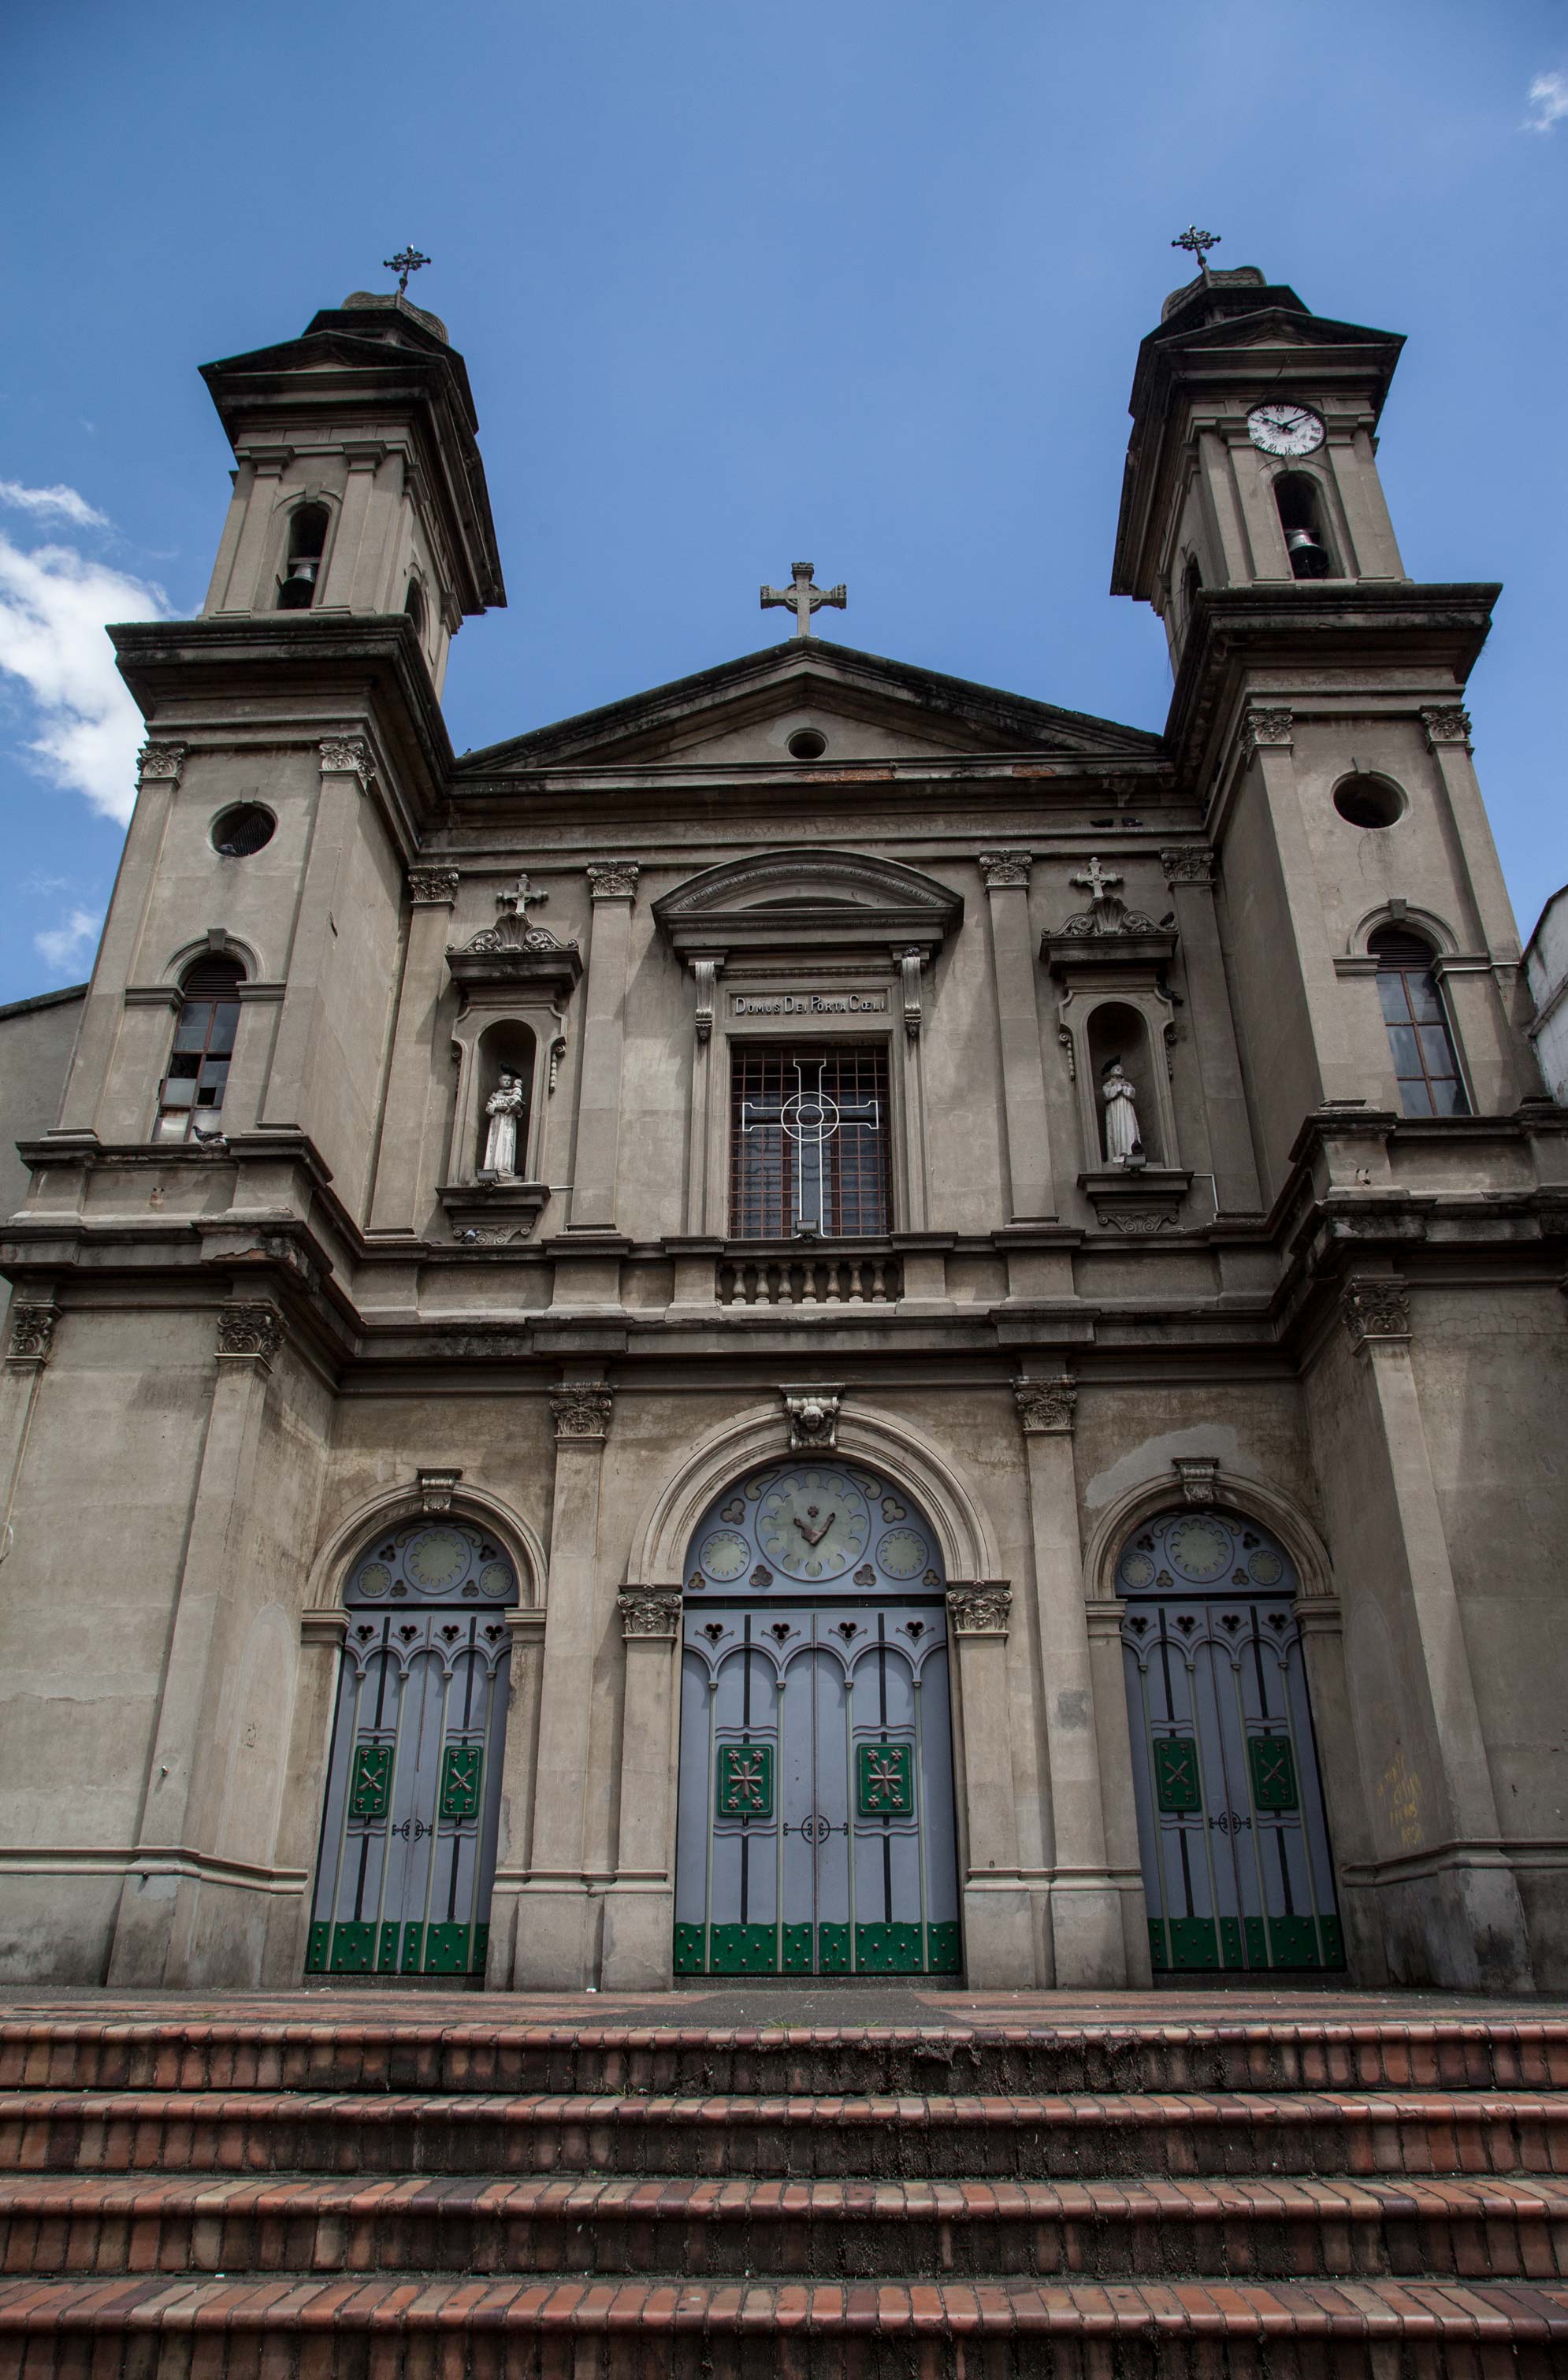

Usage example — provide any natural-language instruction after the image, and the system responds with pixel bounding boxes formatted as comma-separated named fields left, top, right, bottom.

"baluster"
left=825, top=1261, right=843, bottom=1305
left=847, top=1260, right=865, bottom=1305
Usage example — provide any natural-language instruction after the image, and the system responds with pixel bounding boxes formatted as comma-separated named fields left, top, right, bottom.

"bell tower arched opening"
left=673, top=1455, right=961, bottom=1979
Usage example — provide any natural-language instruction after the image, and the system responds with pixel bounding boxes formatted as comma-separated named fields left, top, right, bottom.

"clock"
left=699, top=1529, right=752, bottom=1584
left=877, top=1528, right=930, bottom=1581
left=1166, top=1515, right=1235, bottom=1584
left=756, top=1465, right=872, bottom=1582
left=1247, top=402, right=1324, bottom=458
left=404, top=1527, right=470, bottom=1591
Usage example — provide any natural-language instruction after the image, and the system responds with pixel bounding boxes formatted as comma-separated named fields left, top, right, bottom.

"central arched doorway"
left=305, top=1519, right=517, bottom=1978
left=673, top=1457, right=961, bottom=1978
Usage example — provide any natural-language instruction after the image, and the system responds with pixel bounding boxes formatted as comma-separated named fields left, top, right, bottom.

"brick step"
left=6, top=2089, right=1568, bottom=2181
left=6, top=2016, right=1566, bottom=2100
left=2, top=2270, right=1566, bottom=2378
left=6, top=2170, right=1568, bottom=2283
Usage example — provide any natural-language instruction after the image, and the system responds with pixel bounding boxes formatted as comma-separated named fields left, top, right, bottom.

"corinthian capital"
left=978, top=850, right=1032, bottom=890
left=587, top=862, right=640, bottom=902
left=1013, top=1376, right=1076, bottom=1435
left=552, top=1384, right=613, bottom=1440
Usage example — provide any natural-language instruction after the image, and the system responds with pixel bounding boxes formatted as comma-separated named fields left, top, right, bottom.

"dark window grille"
left=155, top=959, right=243, bottom=1142
left=1371, top=930, right=1468, bottom=1117
left=730, top=1043, right=891, bottom=1238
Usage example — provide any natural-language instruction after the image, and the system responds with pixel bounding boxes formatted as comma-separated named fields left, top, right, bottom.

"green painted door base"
left=305, top=1920, right=491, bottom=1977
left=674, top=1920, right=961, bottom=1977
left=1147, top=1913, right=1344, bottom=1972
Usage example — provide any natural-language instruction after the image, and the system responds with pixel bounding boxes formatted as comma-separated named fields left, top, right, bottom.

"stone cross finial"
left=1069, top=856, right=1123, bottom=904
left=761, top=562, right=847, bottom=639
left=496, top=873, right=548, bottom=930
left=384, top=245, right=431, bottom=296
left=1171, top=225, right=1221, bottom=278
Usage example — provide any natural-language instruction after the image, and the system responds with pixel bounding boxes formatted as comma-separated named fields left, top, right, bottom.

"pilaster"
left=601, top=1589, right=684, bottom=1988
left=57, top=743, right=185, bottom=1139
left=1160, top=846, right=1261, bottom=1212
left=107, top=1298, right=287, bottom=1987
left=368, top=867, right=461, bottom=1235
left=258, top=739, right=375, bottom=1146
left=977, top=852, right=1056, bottom=1221
left=1013, top=1377, right=1127, bottom=1986
left=567, top=865, right=639, bottom=1235
left=515, top=1381, right=615, bottom=1987
left=1418, top=706, right=1534, bottom=1109
left=946, top=1582, right=1032, bottom=1984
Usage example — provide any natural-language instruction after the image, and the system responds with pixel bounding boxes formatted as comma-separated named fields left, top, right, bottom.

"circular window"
left=211, top=804, right=276, bottom=857
left=1332, top=774, right=1404, bottom=830
left=786, top=729, right=827, bottom=759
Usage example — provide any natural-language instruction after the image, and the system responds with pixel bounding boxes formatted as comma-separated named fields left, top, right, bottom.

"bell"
left=277, top=559, right=319, bottom=611
left=1285, top=526, right=1331, bottom=580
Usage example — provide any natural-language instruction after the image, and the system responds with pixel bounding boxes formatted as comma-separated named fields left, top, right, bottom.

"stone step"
left=6, top=2089, right=1568, bottom=2181
left=5, top=2015, right=1565, bottom=2100
left=2, top=2270, right=1566, bottom=2377
left=4, top=2170, right=1568, bottom=2283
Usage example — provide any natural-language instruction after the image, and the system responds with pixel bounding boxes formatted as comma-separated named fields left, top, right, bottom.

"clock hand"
left=793, top=1511, right=838, bottom=1547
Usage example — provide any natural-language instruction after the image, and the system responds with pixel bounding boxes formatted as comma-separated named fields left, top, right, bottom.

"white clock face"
left=756, top=1465, right=872, bottom=1582
left=1247, top=402, right=1325, bottom=458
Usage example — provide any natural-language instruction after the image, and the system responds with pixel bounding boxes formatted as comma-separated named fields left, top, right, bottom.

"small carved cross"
left=1171, top=225, right=1220, bottom=278
left=761, top=561, right=847, bottom=639
left=384, top=246, right=431, bottom=296
left=1070, top=856, right=1123, bottom=904
left=496, top=872, right=548, bottom=929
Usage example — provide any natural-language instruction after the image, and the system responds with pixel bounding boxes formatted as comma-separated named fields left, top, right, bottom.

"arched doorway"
left=305, top=1519, right=517, bottom=1977
left=674, top=1457, right=960, bottom=1978
left=1118, top=1506, right=1343, bottom=1973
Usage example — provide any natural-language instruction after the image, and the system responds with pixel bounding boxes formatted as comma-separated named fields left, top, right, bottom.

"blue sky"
left=2, top=0, right=1565, bottom=1005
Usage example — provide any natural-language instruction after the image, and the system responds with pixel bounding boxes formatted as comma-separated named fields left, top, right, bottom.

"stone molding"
left=408, top=868, right=460, bottom=907
left=1343, top=1274, right=1410, bottom=1347
left=551, top=1384, right=613, bottom=1441
left=136, top=742, right=186, bottom=786
left=900, top=948, right=923, bottom=1041
left=617, top=1589, right=682, bottom=1639
left=946, top=1583, right=1012, bottom=1636
left=782, top=1385, right=842, bottom=1451
left=1240, top=707, right=1294, bottom=757
left=977, top=850, right=1031, bottom=890
left=1161, top=846, right=1217, bottom=886
left=587, top=861, right=641, bottom=902
left=318, top=737, right=374, bottom=785
left=1013, top=1375, right=1076, bottom=1435
left=416, top=1467, right=463, bottom=1513
left=1172, top=1455, right=1221, bottom=1506
left=215, top=1300, right=285, bottom=1365
left=6, top=1304, right=57, bottom=1365
left=1421, top=705, right=1473, bottom=752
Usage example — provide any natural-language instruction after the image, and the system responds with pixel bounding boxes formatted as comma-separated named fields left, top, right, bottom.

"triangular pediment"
left=455, top=640, right=1165, bottom=776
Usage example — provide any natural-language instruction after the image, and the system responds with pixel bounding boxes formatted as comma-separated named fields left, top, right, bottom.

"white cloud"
left=0, top=479, right=110, bottom=531
left=1525, top=71, right=1568, bottom=131
left=0, top=531, right=167, bottom=824
left=33, top=906, right=100, bottom=978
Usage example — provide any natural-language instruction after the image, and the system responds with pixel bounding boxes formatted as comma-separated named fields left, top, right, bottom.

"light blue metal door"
left=674, top=1461, right=960, bottom=1977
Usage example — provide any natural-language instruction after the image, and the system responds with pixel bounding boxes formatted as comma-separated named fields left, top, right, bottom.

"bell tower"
left=199, top=289, right=505, bottom=694
left=1111, top=263, right=1407, bottom=671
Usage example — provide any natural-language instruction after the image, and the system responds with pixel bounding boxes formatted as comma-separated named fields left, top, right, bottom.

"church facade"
left=0, top=262, right=1562, bottom=2000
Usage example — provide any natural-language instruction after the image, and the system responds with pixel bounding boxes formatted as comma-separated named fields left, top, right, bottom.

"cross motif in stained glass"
left=1248, top=1734, right=1299, bottom=1811
left=440, top=1744, right=483, bottom=1821
left=857, top=1742, right=913, bottom=1816
left=717, top=1742, right=774, bottom=1819
left=348, top=1743, right=392, bottom=1819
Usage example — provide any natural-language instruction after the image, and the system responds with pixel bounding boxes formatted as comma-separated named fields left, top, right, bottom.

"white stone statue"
left=1101, top=1060, right=1143, bottom=1166
left=482, top=1075, right=525, bottom=1177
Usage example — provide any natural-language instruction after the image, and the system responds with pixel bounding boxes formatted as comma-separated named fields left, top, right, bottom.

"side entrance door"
left=674, top=1460, right=961, bottom=1977
left=307, top=1520, right=517, bottom=1977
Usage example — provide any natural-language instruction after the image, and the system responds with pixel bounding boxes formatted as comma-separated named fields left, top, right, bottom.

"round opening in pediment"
left=787, top=728, right=828, bottom=759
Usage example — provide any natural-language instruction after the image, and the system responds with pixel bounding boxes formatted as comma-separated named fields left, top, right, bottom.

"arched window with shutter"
left=1369, top=926, right=1468, bottom=1116
left=154, top=955, right=244, bottom=1142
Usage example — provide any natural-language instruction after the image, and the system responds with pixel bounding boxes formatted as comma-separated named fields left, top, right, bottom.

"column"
left=57, top=742, right=185, bottom=1139
left=0, top=1299, right=57, bottom=1566
left=484, top=1606, right=546, bottom=1988
left=567, top=864, right=639, bottom=1234
left=1013, top=1377, right=1128, bottom=1987
left=215, top=455, right=284, bottom=611
left=1239, top=708, right=1362, bottom=1105
left=978, top=852, right=1056, bottom=1221
left=601, top=1590, right=683, bottom=1988
left=515, top=1381, right=614, bottom=1987
left=946, top=1584, right=1033, bottom=1985
left=1420, top=706, right=1536, bottom=1109
left=1159, top=847, right=1262, bottom=1214
left=107, top=1298, right=284, bottom=1986
left=1341, top=1275, right=1530, bottom=1989
left=318, top=447, right=383, bottom=610
left=368, top=868, right=460, bottom=1235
